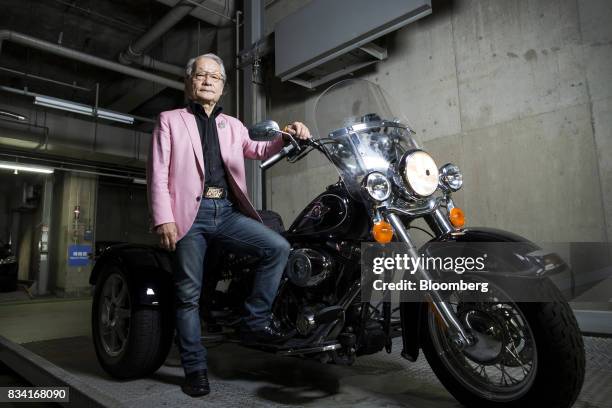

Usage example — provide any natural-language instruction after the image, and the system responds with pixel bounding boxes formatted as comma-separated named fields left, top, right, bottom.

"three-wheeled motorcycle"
left=90, top=79, right=584, bottom=407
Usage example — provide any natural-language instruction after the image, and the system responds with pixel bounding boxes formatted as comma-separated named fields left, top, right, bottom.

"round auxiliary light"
left=440, top=163, right=463, bottom=192
left=399, top=150, right=439, bottom=197
left=364, top=172, right=392, bottom=202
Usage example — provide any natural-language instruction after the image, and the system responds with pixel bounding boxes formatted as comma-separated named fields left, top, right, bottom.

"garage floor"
left=1, top=299, right=611, bottom=408
left=11, top=334, right=611, bottom=408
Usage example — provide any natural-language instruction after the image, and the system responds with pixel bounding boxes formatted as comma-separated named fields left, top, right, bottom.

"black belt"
left=203, top=186, right=227, bottom=199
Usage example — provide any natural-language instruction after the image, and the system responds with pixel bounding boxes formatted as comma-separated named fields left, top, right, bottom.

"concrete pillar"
left=216, top=25, right=236, bottom=116
left=33, top=178, right=53, bottom=295
left=242, top=0, right=266, bottom=209
left=50, top=172, right=97, bottom=298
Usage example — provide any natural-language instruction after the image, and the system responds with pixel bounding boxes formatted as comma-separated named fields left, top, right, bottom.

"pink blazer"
left=147, top=107, right=284, bottom=241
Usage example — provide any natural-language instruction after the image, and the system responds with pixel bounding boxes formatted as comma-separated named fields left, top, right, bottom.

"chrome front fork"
left=385, top=211, right=474, bottom=348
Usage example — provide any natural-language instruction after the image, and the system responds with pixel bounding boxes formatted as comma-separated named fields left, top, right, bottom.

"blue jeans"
left=173, top=198, right=290, bottom=374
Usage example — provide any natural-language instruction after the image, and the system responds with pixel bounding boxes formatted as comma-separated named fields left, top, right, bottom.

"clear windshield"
left=313, top=79, right=420, bottom=201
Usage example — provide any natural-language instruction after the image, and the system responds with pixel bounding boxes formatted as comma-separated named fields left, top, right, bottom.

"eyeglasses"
left=192, top=71, right=224, bottom=83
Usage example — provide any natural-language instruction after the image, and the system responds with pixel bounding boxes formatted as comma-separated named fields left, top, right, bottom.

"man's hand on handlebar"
left=260, top=121, right=312, bottom=170
left=283, top=122, right=311, bottom=141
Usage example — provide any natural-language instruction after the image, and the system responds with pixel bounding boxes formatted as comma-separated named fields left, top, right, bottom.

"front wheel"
left=92, top=264, right=174, bottom=379
left=421, top=279, right=585, bottom=408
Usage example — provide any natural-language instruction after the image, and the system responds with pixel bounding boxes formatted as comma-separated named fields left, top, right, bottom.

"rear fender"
left=90, top=244, right=174, bottom=307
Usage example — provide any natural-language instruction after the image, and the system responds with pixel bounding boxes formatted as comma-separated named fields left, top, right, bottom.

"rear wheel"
left=92, top=264, right=173, bottom=379
left=421, top=278, right=584, bottom=407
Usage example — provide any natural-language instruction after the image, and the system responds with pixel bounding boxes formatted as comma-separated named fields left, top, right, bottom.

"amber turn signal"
left=372, top=220, right=394, bottom=243
left=449, top=207, right=465, bottom=228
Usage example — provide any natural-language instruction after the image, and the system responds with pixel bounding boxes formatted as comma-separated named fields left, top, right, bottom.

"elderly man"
left=147, top=53, right=310, bottom=397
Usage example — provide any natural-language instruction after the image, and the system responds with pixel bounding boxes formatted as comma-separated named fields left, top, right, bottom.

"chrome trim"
left=439, top=163, right=463, bottom=192
left=276, top=343, right=341, bottom=356
left=384, top=196, right=442, bottom=217
left=328, top=120, right=409, bottom=138
left=430, top=208, right=455, bottom=235
left=296, top=309, right=317, bottom=336
left=385, top=212, right=473, bottom=348
left=286, top=248, right=332, bottom=287
left=362, top=171, right=392, bottom=202
left=398, top=149, right=439, bottom=198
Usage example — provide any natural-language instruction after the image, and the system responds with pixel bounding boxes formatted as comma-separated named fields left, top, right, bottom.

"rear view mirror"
left=248, top=120, right=283, bottom=141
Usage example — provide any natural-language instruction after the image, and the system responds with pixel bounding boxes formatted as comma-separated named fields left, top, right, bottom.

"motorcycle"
left=90, top=79, right=585, bottom=407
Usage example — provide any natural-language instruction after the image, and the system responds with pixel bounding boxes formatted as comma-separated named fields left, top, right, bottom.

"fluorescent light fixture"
left=97, top=108, right=134, bottom=125
left=0, top=162, right=54, bottom=174
left=132, top=178, right=147, bottom=185
left=34, top=95, right=93, bottom=116
left=0, top=110, right=28, bottom=121
left=34, top=95, right=135, bottom=125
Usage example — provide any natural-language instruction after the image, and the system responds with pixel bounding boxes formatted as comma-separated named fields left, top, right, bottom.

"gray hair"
left=185, top=53, right=226, bottom=81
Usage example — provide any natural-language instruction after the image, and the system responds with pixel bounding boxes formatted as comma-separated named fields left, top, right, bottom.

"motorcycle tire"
left=92, top=263, right=173, bottom=379
left=421, top=278, right=585, bottom=408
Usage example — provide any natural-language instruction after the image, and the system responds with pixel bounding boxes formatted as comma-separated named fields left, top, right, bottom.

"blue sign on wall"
left=68, top=244, right=92, bottom=266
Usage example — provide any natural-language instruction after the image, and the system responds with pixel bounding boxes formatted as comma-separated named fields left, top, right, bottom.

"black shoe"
left=240, top=323, right=292, bottom=344
left=181, top=370, right=210, bottom=397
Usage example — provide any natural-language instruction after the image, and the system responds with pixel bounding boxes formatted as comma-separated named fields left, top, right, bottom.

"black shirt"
left=188, top=101, right=229, bottom=192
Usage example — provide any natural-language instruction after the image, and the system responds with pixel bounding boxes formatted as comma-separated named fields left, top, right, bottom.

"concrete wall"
left=265, top=0, right=612, bottom=245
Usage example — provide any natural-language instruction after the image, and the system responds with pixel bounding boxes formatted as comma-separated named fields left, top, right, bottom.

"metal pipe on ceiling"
left=155, top=0, right=235, bottom=26
left=0, top=30, right=184, bottom=91
left=0, top=65, right=91, bottom=92
left=123, top=54, right=185, bottom=77
left=118, top=0, right=201, bottom=72
left=130, top=0, right=197, bottom=56
left=52, top=0, right=148, bottom=34
left=117, top=0, right=237, bottom=86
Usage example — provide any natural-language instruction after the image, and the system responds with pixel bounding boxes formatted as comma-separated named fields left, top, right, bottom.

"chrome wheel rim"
left=99, top=272, right=131, bottom=357
left=428, top=279, right=537, bottom=402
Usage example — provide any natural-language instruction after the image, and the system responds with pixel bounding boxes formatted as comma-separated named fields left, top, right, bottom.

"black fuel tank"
left=286, top=183, right=370, bottom=240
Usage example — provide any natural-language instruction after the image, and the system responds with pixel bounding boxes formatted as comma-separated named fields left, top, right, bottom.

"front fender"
left=400, top=227, right=574, bottom=361
left=90, top=244, right=174, bottom=307
left=421, top=227, right=571, bottom=277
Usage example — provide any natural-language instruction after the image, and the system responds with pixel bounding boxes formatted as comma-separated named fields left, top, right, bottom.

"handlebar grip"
left=260, top=144, right=295, bottom=170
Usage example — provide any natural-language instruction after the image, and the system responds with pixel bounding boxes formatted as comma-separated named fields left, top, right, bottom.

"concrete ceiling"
left=0, top=0, right=218, bottom=123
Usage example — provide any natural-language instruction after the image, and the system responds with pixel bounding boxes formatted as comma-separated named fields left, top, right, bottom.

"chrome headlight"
left=439, top=163, right=463, bottom=191
left=363, top=171, right=391, bottom=202
left=399, top=150, right=439, bottom=197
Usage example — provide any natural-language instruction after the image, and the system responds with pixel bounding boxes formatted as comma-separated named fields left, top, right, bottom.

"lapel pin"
left=218, top=121, right=226, bottom=129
